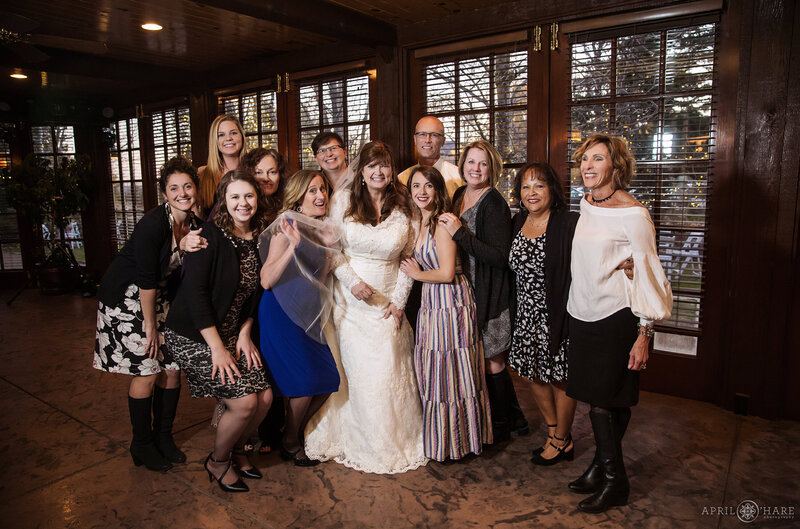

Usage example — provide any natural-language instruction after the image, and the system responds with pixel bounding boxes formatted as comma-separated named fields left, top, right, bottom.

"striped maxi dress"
left=413, top=230, right=493, bottom=461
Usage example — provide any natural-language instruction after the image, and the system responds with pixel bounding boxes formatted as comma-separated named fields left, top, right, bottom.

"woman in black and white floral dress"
left=508, top=163, right=579, bottom=467
left=94, top=157, right=207, bottom=472
left=165, top=170, right=272, bottom=493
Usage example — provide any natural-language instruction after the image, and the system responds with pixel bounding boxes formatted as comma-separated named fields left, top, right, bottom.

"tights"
left=284, top=394, right=331, bottom=457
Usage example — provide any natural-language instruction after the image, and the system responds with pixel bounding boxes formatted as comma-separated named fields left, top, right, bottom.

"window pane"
left=242, top=94, right=259, bottom=133
left=663, top=95, right=712, bottom=160
left=617, top=32, right=661, bottom=96
left=458, top=58, right=490, bottom=110
left=32, top=126, right=52, bottom=153
left=615, top=100, right=660, bottom=161
left=665, top=24, right=715, bottom=92
left=322, top=80, right=345, bottom=125
left=260, top=91, right=277, bottom=131
left=494, top=51, right=528, bottom=107
left=347, top=76, right=370, bottom=122
left=2, top=243, right=23, bottom=269
left=494, top=109, right=527, bottom=164
left=426, top=62, right=456, bottom=113
left=571, top=40, right=612, bottom=99
left=299, top=85, right=320, bottom=128
left=459, top=112, right=491, bottom=145
left=346, top=124, right=370, bottom=157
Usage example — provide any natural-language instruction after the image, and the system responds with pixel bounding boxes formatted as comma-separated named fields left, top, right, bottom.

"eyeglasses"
left=414, top=132, right=445, bottom=140
left=316, top=145, right=343, bottom=155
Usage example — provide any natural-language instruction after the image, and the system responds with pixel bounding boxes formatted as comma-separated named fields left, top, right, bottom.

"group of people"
left=92, top=112, right=672, bottom=513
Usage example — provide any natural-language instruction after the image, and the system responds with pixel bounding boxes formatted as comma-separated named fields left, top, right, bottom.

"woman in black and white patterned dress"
left=165, top=170, right=272, bottom=493
left=508, top=163, right=579, bottom=466
left=94, top=157, right=207, bottom=472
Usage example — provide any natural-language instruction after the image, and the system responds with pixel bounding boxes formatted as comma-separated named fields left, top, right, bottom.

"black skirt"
left=566, top=308, right=639, bottom=408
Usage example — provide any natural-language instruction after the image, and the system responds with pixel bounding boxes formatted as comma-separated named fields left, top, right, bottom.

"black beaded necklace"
left=591, top=188, right=617, bottom=204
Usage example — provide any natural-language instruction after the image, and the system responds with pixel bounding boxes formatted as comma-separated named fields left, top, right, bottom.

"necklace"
left=591, top=188, right=617, bottom=203
left=525, top=213, right=550, bottom=229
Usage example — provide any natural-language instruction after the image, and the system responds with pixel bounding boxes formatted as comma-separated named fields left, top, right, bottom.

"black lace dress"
left=165, top=236, right=269, bottom=399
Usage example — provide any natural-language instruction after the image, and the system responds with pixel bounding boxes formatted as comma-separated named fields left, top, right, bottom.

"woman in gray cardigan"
left=439, top=139, right=528, bottom=442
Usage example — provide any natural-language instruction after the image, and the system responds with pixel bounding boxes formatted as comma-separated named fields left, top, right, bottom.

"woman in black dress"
left=165, top=170, right=272, bottom=493
left=93, top=156, right=206, bottom=472
left=508, top=163, right=578, bottom=465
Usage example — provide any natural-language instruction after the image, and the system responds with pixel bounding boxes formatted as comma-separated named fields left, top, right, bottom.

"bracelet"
left=637, top=324, right=654, bottom=338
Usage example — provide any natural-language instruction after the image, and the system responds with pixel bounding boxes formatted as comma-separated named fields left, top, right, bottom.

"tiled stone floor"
left=0, top=291, right=798, bottom=528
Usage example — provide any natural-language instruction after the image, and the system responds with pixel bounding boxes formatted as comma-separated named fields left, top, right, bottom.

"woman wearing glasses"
left=312, top=132, right=348, bottom=190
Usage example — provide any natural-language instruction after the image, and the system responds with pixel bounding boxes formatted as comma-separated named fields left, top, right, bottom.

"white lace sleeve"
left=328, top=195, right=364, bottom=290
left=389, top=215, right=416, bottom=310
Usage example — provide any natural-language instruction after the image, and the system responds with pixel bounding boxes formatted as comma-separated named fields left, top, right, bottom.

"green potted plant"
left=0, top=153, right=92, bottom=292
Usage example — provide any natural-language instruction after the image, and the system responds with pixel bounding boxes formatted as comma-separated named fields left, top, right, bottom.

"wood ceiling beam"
left=196, top=0, right=397, bottom=47
left=0, top=47, right=197, bottom=83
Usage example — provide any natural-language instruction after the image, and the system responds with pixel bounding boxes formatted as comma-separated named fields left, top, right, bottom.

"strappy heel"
left=204, top=453, right=249, bottom=492
left=232, top=448, right=262, bottom=479
left=532, top=423, right=558, bottom=457
left=531, top=433, right=574, bottom=466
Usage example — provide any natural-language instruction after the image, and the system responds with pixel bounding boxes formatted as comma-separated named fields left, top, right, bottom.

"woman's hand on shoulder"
left=180, top=227, right=208, bottom=253
left=350, top=281, right=375, bottom=301
left=399, top=257, right=421, bottom=280
left=438, top=213, right=461, bottom=237
left=382, top=302, right=403, bottom=330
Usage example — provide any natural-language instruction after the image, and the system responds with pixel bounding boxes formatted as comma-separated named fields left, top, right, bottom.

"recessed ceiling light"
left=141, top=23, right=162, bottom=31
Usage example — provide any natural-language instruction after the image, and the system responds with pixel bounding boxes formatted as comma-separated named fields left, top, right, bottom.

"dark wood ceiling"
left=0, top=0, right=520, bottom=111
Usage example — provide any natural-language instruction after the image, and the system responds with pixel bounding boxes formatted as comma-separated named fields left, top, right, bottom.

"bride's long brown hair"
left=345, top=141, right=410, bottom=225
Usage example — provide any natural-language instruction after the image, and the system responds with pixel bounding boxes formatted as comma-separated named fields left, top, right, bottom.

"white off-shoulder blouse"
left=567, top=197, right=673, bottom=326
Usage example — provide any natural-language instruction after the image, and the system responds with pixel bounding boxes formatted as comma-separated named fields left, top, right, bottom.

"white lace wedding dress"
left=304, top=199, right=428, bottom=474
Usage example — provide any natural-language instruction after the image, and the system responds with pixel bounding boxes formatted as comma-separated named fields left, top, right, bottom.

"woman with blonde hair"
left=197, top=114, right=246, bottom=217
left=258, top=170, right=340, bottom=466
left=439, top=139, right=528, bottom=442
left=567, top=134, right=672, bottom=513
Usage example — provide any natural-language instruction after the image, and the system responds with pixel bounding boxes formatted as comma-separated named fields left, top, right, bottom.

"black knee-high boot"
left=578, top=407, right=629, bottom=513
left=501, top=369, right=530, bottom=436
left=129, top=395, right=172, bottom=472
left=485, top=372, right=511, bottom=443
left=569, top=406, right=631, bottom=494
left=152, top=386, right=186, bottom=463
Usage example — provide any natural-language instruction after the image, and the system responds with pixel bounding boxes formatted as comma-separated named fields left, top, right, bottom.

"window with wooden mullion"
left=30, top=125, right=86, bottom=264
left=218, top=90, right=279, bottom=151
left=567, top=23, right=717, bottom=332
left=422, top=49, right=528, bottom=204
left=0, top=128, right=22, bottom=270
left=297, top=73, right=371, bottom=169
left=151, top=106, right=192, bottom=204
left=108, top=118, right=146, bottom=250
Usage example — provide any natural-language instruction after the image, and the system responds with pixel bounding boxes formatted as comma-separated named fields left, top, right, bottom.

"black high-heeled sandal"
left=232, top=448, right=262, bottom=479
left=204, top=453, right=249, bottom=492
left=531, top=433, right=574, bottom=466
left=532, top=423, right=558, bottom=457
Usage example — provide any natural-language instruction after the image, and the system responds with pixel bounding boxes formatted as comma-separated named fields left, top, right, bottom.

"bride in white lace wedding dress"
left=304, top=142, right=428, bottom=474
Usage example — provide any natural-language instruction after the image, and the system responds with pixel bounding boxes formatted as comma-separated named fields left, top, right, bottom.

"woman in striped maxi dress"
left=400, top=165, right=492, bottom=461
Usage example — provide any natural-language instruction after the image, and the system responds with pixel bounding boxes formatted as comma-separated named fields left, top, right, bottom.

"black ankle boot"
left=578, top=408, right=629, bottom=513
left=485, top=372, right=511, bottom=443
left=129, top=396, right=172, bottom=472
left=152, top=386, right=186, bottom=463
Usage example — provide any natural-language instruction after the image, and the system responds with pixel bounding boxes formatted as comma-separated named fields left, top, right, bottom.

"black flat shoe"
left=204, top=453, right=249, bottom=493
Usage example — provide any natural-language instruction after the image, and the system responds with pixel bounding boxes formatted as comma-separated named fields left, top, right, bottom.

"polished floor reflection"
left=1, top=291, right=798, bottom=528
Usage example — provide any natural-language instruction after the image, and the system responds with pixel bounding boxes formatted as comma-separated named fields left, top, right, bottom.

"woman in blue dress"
left=258, top=170, right=341, bottom=466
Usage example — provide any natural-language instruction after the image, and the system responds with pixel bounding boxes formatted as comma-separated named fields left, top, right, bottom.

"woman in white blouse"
left=566, top=134, right=672, bottom=514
